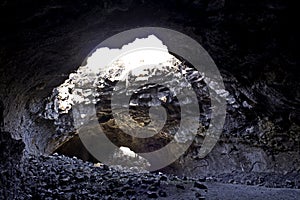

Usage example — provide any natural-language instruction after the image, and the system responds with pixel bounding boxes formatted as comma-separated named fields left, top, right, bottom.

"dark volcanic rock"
left=194, top=182, right=208, bottom=190
left=0, top=130, right=202, bottom=199
left=0, top=0, right=299, bottom=198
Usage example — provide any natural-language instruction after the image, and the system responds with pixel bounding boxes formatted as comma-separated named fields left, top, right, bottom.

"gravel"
left=0, top=132, right=207, bottom=200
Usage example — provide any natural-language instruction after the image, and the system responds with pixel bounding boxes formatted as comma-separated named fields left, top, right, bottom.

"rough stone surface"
left=0, top=132, right=205, bottom=199
left=0, top=0, right=299, bottom=198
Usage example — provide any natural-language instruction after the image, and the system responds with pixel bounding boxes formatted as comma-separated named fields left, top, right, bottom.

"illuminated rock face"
left=0, top=0, right=299, bottom=183
left=41, top=35, right=214, bottom=170
left=41, top=35, right=213, bottom=151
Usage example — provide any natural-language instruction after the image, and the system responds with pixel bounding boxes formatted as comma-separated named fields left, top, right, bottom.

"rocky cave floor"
left=1, top=132, right=300, bottom=200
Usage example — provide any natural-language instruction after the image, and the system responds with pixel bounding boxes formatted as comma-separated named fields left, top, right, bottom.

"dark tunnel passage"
left=0, top=0, right=300, bottom=199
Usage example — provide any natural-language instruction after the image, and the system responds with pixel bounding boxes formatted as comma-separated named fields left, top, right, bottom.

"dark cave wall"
left=0, top=100, right=3, bottom=129
left=0, top=0, right=299, bottom=176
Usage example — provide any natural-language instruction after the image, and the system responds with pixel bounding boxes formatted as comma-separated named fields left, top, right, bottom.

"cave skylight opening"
left=43, top=35, right=182, bottom=120
left=43, top=35, right=186, bottom=168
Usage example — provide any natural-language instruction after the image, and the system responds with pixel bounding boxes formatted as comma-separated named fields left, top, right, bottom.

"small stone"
left=61, top=186, right=73, bottom=192
left=286, top=180, right=295, bottom=187
left=148, top=185, right=158, bottom=191
left=160, top=175, right=168, bottom=181
left=228, top=179, right=234, bottom=184
left=105, top=196, right=113, bottom=200
left=194, top=182, right=208, bottom=190
left=176, top=184, right=185, bottom=190
left=147, top=191, right=158, bottom=198
left=198, top=176, right=206, bottom=182
left=258, top=177, right=265, bottom=184
left=94, top=163, right=102, bottom=167
left=60, top=176, right=70, bottom=182
left=103, top=165, right=110, bottom=170
left=126, top=190, right=136, bottom=196
left=75, top=173, right=84, bottom=181
left=142, top=179, right=155, bottom=184
left=158, top=190, right=167, bottom=197
left=246, top=180, right=252, bottom=185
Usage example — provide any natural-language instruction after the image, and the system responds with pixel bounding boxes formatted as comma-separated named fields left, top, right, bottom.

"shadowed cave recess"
left=0, top=0, right=299, bottom=199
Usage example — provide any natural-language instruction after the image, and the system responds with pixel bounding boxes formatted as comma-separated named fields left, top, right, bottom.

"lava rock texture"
left=0, top=132, right=207, bottom=199
left=0, top=0, right=299, bottom=199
